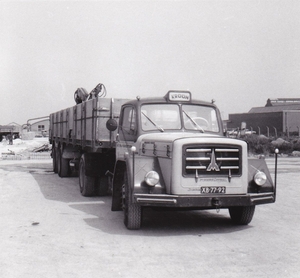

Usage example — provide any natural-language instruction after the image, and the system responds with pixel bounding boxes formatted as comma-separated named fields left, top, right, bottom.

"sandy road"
left=0, top=157, right=299, bottom=278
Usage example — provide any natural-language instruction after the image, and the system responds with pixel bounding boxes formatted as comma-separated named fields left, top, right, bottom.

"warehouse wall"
left=30, top=119, right=50, bottom=136
left=283, top=111, right=300, bottom=134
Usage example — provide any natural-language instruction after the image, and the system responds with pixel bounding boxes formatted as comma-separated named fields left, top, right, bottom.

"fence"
left=229, top=126, right=300, bottom=138
left=1, top=151, right=51, bottom=161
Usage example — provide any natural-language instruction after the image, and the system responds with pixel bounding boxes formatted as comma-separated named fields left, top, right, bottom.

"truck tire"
left=111, top=181, right=122, bottom=211
left=60, top=157, right=69, bottom=177
left=57, top=148, right=62, bottom=176
left=55, top=146, right=60, bottom=173
left=122, top=173, right=142, bottom=230
left=57, top=147, right=69, bottom=177
left=96, top=176, right=109, bottom=196
left=229, top=206, right=255, bottom=225
left=52, top=147, right=58, bottom=173
left=79, top=154, right=96, bottom=196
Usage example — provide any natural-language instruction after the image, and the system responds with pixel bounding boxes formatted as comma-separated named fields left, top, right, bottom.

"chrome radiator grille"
left=183, top=145, right=242, bottom=176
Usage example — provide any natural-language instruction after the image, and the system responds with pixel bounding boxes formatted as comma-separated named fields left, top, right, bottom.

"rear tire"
left=52, top=146, right=58, bottom=173
left=58, top=147, right=69, bottom=177
left=229, top=206, right=255, bottom=225
left=56, top=146, right=60, bottom=174
left=96, top=176, right=109, bottom=196
left=79, top=154, right=96, bottom=197
left=122, top=172, right=142, bottom=230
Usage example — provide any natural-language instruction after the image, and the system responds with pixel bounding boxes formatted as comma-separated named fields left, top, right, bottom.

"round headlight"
left=144, top=171, right=159, bottom=186
left=254, top=171, right=267, bottom=186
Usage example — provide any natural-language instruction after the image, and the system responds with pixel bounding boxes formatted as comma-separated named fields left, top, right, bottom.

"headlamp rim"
left=144, top=171, right=160, bottom=186
left=254, top=170, right=267, bottom=186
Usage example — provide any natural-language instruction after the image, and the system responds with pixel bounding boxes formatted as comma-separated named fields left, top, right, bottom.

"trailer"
left=49, top=85, right=278, bottom=230
left=50, top=88, right=128, bottom=196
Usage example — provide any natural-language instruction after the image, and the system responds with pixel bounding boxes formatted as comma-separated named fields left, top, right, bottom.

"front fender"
left=132, top=155, right=166, bottom=195
left=248, top=157, right=274, bottom=193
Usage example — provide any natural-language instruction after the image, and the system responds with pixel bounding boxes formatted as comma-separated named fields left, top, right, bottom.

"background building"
left=227, top=98, right=300, bottom=136
left=0, top=123, right=21, bottom=142
left=30, top=119, right=50, bottom=137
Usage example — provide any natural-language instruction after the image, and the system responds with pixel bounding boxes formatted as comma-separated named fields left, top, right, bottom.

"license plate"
left=201, top=187, right=226, bottom=194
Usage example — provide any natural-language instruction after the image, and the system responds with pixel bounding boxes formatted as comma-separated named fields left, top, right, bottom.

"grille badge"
left=206, top=149, right=220, bottom=172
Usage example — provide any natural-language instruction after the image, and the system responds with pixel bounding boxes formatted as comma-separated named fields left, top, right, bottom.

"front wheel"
left=122, top=173, right=142, bottom=230
left=79, top=154, right=96, bottom=197
left=229, top=206, right=255, bottom=225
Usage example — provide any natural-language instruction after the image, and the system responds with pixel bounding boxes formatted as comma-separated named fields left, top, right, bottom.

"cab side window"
left=119, top=106, right=136, bottom=141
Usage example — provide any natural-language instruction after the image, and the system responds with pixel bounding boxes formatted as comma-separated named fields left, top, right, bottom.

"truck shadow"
left=143, top=208, right=251, bottom=233
left=31, top=169, right=252, bottom=236
left=83, top=207, right=252, bottom=236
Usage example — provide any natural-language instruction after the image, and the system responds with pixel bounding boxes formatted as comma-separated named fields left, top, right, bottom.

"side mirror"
left=106, top=119, right=118, bottom=131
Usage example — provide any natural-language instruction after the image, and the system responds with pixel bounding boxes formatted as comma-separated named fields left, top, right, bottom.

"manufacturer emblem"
left=206, top=149, right=220, bottom=171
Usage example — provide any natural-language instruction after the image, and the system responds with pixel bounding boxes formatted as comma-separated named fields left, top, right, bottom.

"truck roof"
left=122, top=91, right=217, bottom=108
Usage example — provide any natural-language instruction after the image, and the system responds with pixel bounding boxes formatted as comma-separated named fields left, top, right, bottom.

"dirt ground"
left=0, top=157, right=299, bottom=278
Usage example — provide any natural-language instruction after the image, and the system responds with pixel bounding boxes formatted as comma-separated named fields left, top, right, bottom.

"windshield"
left=182, top=104, right=219, bottom=132
left=140, top=104, right=220, bottom=132
left=141, top=104, right=181, bottom=131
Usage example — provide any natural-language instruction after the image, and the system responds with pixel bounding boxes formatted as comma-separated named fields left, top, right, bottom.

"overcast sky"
left=1, top=0, right=300, bottom=125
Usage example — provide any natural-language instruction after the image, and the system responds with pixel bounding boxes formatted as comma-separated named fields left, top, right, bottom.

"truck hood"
left=136, top=132, right=246, bottom=158
left=137, top=132, right=221, bottom=144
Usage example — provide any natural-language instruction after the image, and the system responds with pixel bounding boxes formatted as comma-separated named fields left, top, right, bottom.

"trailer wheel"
left=57, top=147, right=61, bottom=176
left=57, top=147, right=69, bottom=177
left=52, top=147, right=58, bottom=173
left=229, top=206, right=256, bottom=225
left=79, top=154, right=95, bottom=196
left=60, top=157, right=69, bottom=177
left=122, top=172, right=142, bottom=230
left=96, top=176, right=109, bottom=196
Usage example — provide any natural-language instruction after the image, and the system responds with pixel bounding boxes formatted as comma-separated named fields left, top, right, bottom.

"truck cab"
left=112, top=91, right=276, bottom=229
left=117, top=91, right=223, bottom=141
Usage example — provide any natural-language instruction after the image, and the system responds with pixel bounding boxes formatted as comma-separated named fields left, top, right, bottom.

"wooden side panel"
left=84, top=99, right=96, bottom=142
left=50, top=97, right=129, bottom=149
left=75, top=103, right=83, bottom=142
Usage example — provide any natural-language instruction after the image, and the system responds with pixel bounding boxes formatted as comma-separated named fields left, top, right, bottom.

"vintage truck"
left=49, top=84, right=278, bottom=229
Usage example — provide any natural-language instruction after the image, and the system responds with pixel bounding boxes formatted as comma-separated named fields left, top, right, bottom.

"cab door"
left=117, top=105, right=137, bottom=158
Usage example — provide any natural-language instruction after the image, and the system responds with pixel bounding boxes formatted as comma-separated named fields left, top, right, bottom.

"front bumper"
left=134, top=192, right=275, bottom=208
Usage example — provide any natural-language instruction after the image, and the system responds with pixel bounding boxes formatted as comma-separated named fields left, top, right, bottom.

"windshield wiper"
left=182, top=110, right=204, bottom=133
left=141, top=112, right=164, bottom=132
